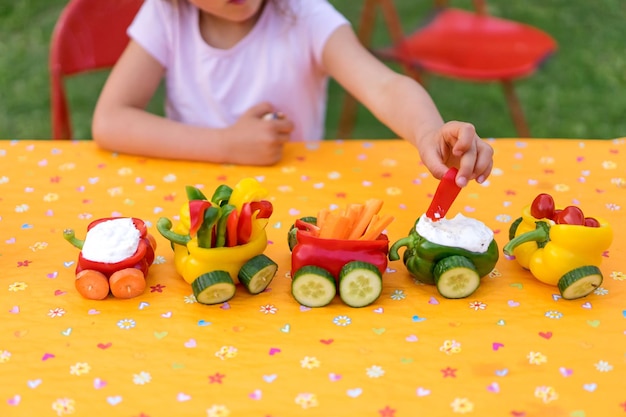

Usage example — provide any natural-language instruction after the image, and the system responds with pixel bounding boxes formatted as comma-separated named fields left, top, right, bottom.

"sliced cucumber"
left=288, top=216, right=317, bottom=251
left=434, top=256, right=480, bottom=299
left=191, top=271, right=236, bottom=305
left=291, top=265, right=336, bottom=307
left=238, top=254, right=278, bottom=294
left=338, top=261, right=383, bottom=307
left=558, top=266, right=603, bottom=300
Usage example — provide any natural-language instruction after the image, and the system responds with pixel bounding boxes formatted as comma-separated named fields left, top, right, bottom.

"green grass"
left=1, top=0, right=625, bottom=140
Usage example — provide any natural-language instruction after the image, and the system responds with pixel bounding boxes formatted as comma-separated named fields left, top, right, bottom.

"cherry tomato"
left=584, top=217, right=601, bottom=227
left=554, top=205, right=585, bottom=225
left=530, top=193, right=555, bottom=219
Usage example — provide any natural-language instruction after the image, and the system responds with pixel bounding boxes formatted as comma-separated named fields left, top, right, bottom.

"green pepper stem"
left=63, top=229, right=84, bottom=249
left=157, top=217, right=191, bottom=245
left=388, top=236, right=412, bottom=261
left=503, top=221, right=550, bottom=256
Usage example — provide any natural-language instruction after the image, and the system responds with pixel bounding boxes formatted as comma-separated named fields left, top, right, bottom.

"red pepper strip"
left=295, top=218, right=320, bottom=236
left=237, top=203, right=253, bottom=245
left=250, top=200, right=273, bottom=218
left=425, top=167, right=461, bottom=221
left=87, top=217, right=147, bottom=238
left=226, top=210, right=239, bottom=247
left=291, top=229, right=389, bottom=281
left=188, top=200, right=212, bottom=236
left=77, top=239, right=149, bottom=277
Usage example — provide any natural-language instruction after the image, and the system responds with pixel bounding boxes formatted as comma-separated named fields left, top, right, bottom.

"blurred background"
left=1, top=0, right=625, bottom=140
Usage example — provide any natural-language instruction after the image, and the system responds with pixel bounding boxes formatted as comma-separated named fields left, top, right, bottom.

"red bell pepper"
left=291, top=220, right=389, bottom=281
left=237, top=201, right=274, bottom=245
left=250, top=200, right=273, bottom=218
left=64, top=217, right=155, bottom=278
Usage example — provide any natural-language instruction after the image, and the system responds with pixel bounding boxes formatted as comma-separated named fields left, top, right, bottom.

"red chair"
left=49, top=0, right=144, bottom=139
left=338, top=0, right=557, bottom=138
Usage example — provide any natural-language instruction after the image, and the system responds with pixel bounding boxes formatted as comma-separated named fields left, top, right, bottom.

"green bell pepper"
left=389, top=218, right=499, bottom=285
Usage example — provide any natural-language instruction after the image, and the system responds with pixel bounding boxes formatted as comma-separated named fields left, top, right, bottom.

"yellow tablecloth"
left=2, top=139, right=625, bottom=417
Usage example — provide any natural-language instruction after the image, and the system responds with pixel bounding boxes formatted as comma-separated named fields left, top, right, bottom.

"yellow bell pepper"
left=504, top=205, right=613, bottom=286
left=228, top=177, right=268, bottom=212
left=157, top=178, right=273, bottom=285
left=171, top=231, right=268, bottom=284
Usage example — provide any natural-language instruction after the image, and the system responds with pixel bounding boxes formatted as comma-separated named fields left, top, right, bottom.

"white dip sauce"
left=81, top=218, right=141, bottom=263
left=415, top=213, right=493, bottom=253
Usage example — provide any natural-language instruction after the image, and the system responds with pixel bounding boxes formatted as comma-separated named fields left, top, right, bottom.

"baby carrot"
left=348, top=198, right=383, bottom=239
left=109, top=268, right=146, bottom=299
left=360, top=213, right=395, bottom=241
left=75, top=269, right=110, bottom=300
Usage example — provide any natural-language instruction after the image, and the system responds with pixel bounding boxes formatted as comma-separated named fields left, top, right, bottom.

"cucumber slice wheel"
left=238, top=254, right=278, bottom=294
left=434, top=256, right=480, bottom=299
left=338, top=261, right=383, bottom=307
left=191, top=271, right=236, bottom=305
left=291, top=265, right=336, bottom=307
left=558, top=266, right=603, bottom=300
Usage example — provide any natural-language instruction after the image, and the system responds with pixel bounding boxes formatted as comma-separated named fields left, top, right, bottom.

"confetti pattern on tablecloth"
left=1, top=139, right=625, bottom=417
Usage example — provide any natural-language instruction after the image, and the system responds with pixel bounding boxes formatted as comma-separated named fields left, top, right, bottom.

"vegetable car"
left=289, top=199, right=394, bottom=308
left=157, top=179, right=278, bottom=305
left=389, top=214, right=499, bottom=299
left=504, top=193, right=613, bottom=299
left=63, top=217, right=156, bottom=300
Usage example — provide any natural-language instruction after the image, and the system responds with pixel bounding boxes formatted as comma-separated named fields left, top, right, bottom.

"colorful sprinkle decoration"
left=1, top=139, right=625, bottom=416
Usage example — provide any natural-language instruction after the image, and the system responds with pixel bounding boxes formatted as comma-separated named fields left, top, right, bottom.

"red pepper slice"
left=226, top=209, right=239, bottom=247
left=425, top=167, right=461, bottom=221
left=188, top=200, right=212, bottom=236
left=250, top=200, right=273, bottom=219
left=237, top=203, right=253, bottom=245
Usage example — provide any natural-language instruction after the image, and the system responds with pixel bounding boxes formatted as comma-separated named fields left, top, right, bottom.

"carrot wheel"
left=75, top=269, right=110, bottom=300
left=109, top=268, right=146, bottom=299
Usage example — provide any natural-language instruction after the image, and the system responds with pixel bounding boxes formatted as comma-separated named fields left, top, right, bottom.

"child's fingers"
left=247, top=102, right=274, bottom=118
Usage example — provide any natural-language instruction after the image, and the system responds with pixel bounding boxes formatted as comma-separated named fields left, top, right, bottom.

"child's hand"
left=418, top=121, right=494, bottom=188
left=223, top=103, right=294, bottom=165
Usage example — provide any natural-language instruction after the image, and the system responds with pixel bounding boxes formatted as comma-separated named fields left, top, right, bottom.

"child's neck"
left=198, top=10, right=262, bottom=49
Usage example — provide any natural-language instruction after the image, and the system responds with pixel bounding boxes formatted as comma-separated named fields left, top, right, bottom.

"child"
left=92, top=0, right=493, bottom=187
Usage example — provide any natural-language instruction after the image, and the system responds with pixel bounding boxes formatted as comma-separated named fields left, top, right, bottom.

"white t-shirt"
left=128, top=0, right=349, bottom=141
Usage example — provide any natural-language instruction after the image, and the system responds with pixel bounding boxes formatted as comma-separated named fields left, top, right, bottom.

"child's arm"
left=92, top=41, right=293, bottom=165
left=322, top=25, right=493, bottom=187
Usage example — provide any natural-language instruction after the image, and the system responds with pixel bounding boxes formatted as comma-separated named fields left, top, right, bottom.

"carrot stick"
left=75, top=269, right=110, bottom=300
left=348, top=198, right=384, bottom=239
left=344, top=204, right=363, bottom=232
left=109, top=268, right=146, bottom=299
left=316, top=208, right=330, bottom=231
left=360, top=213, right=395, bottom=241
left=318, top=213, right=339, bottom=239
left=318, top=213, right=349, bottom=239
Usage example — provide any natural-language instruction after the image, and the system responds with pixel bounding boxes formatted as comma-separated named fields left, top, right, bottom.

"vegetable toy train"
left=288, top=199, right=394, bottom=308
left=157, top=178, right=278, bottom=304
left=504, top=193, right=613, bottom=299
left=63, top=217, right=157, bottom=300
